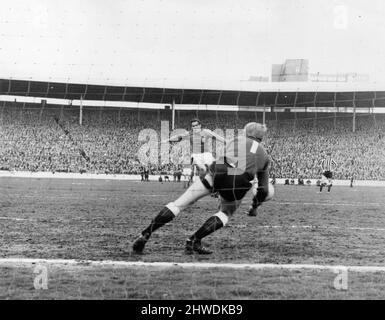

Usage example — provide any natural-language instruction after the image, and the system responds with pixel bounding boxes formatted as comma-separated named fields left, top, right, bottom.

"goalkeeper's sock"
left=142, top=206, right=176, bottom=237
left=190, top=213, right=227, bottom=241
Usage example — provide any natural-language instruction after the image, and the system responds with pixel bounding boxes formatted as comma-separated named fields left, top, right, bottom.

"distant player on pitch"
left=318, top=152, right=337, bottom=193
left=132, top=122, right=273, bottom=255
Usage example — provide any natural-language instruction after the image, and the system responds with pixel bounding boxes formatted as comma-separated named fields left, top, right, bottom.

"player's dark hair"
left=190, top=118, right=201, bottom=125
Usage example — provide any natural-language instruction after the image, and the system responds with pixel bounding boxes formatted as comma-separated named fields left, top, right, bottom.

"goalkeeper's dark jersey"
left=210, top=136, right=270, bottom=201
left=224, top=136, right=270, bottom=180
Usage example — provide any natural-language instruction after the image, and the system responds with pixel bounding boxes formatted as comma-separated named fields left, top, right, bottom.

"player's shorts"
left=323, top=171, right=333, bottom=179
left=191, top=152, right=215, bottom=169
left=182, top=168, right=192, bottom=177
left=203, top=161, right=252, bottom=202
left=321, top=171, right=333, bottom=185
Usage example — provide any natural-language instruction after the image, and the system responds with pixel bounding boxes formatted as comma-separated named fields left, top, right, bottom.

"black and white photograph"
left=1, top=0, right=385, bottom=304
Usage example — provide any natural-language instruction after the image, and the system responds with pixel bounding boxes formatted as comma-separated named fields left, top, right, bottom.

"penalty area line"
left=139, top=195, right=383, bottom=207
left=0, top=216, right=29, bottom=221
left=247, top=225, right=385, bottom=232
left=0, top=258, right=385, bottom=273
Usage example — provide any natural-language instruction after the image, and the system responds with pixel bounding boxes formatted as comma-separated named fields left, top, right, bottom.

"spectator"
left=0, top=104, right=384, bottom=181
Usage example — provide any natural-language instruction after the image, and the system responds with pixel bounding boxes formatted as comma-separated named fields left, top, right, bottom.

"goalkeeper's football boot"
left=132, top=233, right=150, bottom=254
left=247, top=205, right=258, bottom=217
left=185, top=239, right=213, bottom=255
left=247, top=199, right=261, bottom=216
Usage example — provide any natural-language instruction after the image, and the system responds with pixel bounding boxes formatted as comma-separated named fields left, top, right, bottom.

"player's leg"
left=185, top=171, right=245, bottom=255
left=186, top=195, right=240, bottom=255
left=132, top=177, right=211, bottom=254
left=327, top=178, right=333, bottom=192
left=247, top=182, right=274, bottom=216
left=319, top=174, right=327, bottom=192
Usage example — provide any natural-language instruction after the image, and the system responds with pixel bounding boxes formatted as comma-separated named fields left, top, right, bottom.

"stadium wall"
left=0, top=171, right=384, bottom=187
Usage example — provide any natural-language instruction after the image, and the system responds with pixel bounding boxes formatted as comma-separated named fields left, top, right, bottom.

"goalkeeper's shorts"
left=205, top=161, right=252, bottom=202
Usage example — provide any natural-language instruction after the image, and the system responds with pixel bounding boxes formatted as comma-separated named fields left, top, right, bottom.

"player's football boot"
left=185, top=239, right=213, bottom=255
left=132, top=233, right=150, bottom=254
left=247, top=198, right=261, bottom=216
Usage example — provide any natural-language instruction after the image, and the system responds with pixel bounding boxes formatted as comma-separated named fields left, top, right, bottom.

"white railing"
left=0, top=170, right=384, bottom=187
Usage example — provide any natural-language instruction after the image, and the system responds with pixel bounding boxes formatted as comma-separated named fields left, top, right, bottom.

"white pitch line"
left=276, top=201, right=383, bottom=207
left=7, top=194, right=384, bottom=207
left=138, top=197, right=384, bottom=208
left=252, top=225, right=385, bottom=232
left=0, top=216, right=29, bottom=221
left=0, top=258, right=385, bottom=273
left=139, top=196, right=383, bottom=206
left=1, top=217, right=385, bottom=233
left=142, top=197, right=383, bottom=207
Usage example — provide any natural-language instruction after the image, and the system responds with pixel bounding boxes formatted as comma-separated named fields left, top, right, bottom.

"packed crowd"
left=0, top=104, right=384, bottom=180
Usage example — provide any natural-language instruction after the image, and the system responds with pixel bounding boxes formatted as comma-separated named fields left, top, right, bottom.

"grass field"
left=1, top=177, right=385, bottom=299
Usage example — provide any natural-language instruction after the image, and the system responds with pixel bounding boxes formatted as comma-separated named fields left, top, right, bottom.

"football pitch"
left=1, top=177, right=385, bottom=299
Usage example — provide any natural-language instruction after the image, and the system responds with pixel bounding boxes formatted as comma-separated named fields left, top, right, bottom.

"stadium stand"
left=0, top=102, right=384, bottom=180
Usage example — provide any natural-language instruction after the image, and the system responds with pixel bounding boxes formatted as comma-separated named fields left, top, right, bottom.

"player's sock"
left=190, top=212, right=228, bottom=241
left=328, top=185, right=332, bottom=192
left=141, top=204, right=179, bottom=237
left=319, top=184, right=323, bottom=192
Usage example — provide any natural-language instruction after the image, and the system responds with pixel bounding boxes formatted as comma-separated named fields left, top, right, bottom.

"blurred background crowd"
left=0, top=103, right=384, bottom=180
